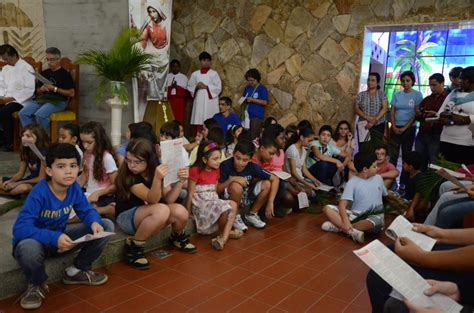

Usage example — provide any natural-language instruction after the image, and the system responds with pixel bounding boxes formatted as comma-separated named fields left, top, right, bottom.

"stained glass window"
left=383, top=27, right=474, bottom=103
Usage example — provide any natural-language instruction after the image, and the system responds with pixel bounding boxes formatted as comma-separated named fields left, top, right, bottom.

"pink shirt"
left=377, top=160, right=396, bottom=175
left=252, top=149, right=285, bottom=172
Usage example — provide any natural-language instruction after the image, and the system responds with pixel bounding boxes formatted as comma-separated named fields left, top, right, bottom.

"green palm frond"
left=351, top=204, right=400, bottom=224
left=417, top=155, right=461, bottom=201
left=76, top=27, right=154, bottom=105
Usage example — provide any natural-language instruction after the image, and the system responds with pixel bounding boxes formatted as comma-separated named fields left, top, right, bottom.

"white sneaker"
left=349, top=229, right=365, bottom=244
left=233, top=214, right=248, bottom=232
left=245, top=213, right=266, bottom=229
left=321, top=221, right=340, bottom=233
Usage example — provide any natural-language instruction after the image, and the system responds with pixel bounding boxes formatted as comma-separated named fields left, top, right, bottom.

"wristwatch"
left=54, top=87, right=58, bottom=93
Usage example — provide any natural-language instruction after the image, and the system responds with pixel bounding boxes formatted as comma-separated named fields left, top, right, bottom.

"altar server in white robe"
left=187, top=51, right=221, bottom=135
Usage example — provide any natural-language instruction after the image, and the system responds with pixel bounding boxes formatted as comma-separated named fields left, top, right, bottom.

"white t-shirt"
left=285, top=144, right=307, bottom=178
left=341, top=175, right=387, bottom=214
left=437, top=91, right=474, bottom=146
left=84, top=151, right=117, bottom=194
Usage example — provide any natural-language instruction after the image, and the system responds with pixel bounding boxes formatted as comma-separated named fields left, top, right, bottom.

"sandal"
left=228, top=229, right=243, bottom=239
left=211, top=236, right=226, bottom=251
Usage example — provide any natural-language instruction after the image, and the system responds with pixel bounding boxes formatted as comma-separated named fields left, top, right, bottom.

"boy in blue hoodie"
left=12, top=143, right=114, bottom=310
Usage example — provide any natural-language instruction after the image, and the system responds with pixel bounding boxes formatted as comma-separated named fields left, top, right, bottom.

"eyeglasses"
left=46, top=57, right=59, bottom=61
left=125, top=158, right=145, bottom=166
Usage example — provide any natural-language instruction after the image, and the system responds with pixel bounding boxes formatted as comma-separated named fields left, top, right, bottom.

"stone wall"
left=170, top=0, right=473, bottom=128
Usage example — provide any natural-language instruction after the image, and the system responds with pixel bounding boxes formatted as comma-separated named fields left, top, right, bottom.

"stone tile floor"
left=0, top=212, right=386, bottom=312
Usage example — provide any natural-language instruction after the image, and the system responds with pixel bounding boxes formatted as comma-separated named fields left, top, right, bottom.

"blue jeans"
left=414, top=132, right=440, bottom=169
left=436, top=199, right=474, bottom=229
left=309, top=160, right=337, bottom=185
left=19, top=100, right=67, bottom=130
left=13, top=218, right=114, bottom=285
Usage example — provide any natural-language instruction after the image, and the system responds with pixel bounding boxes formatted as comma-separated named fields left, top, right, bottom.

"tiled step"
left=0, top=207, right=196, bottom=300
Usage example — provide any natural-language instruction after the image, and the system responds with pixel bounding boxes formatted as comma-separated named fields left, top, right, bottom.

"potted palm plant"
left=76, top=27, right=154, bottom=145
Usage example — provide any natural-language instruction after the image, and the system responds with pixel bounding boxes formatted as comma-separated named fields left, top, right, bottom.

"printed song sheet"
left=357, top=120, right=371, bottom=142
left=353, top=240, right=462, bottom=312
left=29, top=71, right=53, bottom=85
left=297, top=192, right=309, bottom=209
left=72, top=232, right=115, bottom=244
left=385, top=216, right=436, bottom=251
left=271, top=171, right=291, bottom=180
left=429, top=164, right=466, bottom=179
left=160, top=138, right=186, bottom=187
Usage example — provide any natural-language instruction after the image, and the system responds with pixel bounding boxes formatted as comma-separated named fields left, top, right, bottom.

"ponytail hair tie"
left=203, top=142, right=219, bottom=153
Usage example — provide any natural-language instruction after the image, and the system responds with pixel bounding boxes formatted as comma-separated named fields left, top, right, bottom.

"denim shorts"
left=326, top=204, right=384, bottom=233
left=116, top=206, right=139, bottom=235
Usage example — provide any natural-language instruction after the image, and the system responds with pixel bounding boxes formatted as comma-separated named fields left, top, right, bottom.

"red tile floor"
left=1, top=213, right=382, bottom=312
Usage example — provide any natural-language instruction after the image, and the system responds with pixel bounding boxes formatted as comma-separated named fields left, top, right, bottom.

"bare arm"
left=247, top=97, right=267, bottom=106
left=129, top=165, right=167, bottom=204
left=413, top=245, right=474, bottom=272
left=380, top=169, right=399, bottom=179
left=375, top=99, right=388, bottom=121
left=9, top=161, right=28, bottom=182
left=17, top=161, right=47, bottom=184
left=312, top=145, right=341, bottom=165
left=338, top=199, right=352, bottom=232
left=185, top=180, right=196, bottom=212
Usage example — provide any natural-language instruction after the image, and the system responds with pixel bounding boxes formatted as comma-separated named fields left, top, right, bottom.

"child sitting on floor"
left=1, top=124, right=48, bottom=197
left=115, top=138, right=196, bottom=270
left=58, top=123, right=83, bottom=167
left=217, top=140, right=279, bottom=231
left=186, top=141, right=242, bottom=250
left=374, top=144, right=399, bottom=189
left=12, top=143, right=113, bottom=310
left=78, top=122, right=117, bottom=217
left=321, top=152, right=387, bottom=244
left=307, top=125, right=348, bottom=186
left=403, top=151, right=427, bottom=222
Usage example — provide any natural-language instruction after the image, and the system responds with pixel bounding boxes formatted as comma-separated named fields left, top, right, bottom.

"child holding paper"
left=12, top=143, right=113, bottom=310
left=321, top=152, right=387, bottom=243
left=0, top=124, right=48, bottom=196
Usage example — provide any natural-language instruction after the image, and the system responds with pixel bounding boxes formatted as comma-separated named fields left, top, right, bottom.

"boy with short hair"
left=187, top=51, right=222, bottom=135
left=218, top=140, right=279, bottom=230
left=307, top=125, right=348, bottom=186
left=403, top=151, right=426, bottom=221
left=213, top=96, right=241, bottom=142
left=321, top=152, right=387, bottom=244
left=374, top=144, right=399, bottom=189
left=12, top=143, right=114, bottom=310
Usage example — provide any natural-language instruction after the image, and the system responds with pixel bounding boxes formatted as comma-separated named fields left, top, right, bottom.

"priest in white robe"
left=187, top=51, right=221, bottom=134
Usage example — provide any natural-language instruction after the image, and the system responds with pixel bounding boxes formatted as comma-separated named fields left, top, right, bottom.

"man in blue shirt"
left=213, top=96, right=241, bottom=142
left=12, top=143, right=114, bottom=310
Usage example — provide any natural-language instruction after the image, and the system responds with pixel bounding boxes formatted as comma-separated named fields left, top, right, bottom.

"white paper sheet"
left=429, top=164, right=466, bottom=179
left=160, top=138, right=186, bottom=187
left=297, top=191, right=309, bottom=209
left=385, top=215, right=436, bottom=251
left=72, top=231, right=115, bottom=244
left=316, top=184, right=334, bottom=192
left=29, top=71, right=53, bottom=85
left=22, top=140, right=45, bottom=161
left=271, top=171, right=291, bottom=180
left=357, top=120, right=371, bottom=142
left=434, top=168, right=468, bottom=191
left=353, top=240, right=463, bottom=312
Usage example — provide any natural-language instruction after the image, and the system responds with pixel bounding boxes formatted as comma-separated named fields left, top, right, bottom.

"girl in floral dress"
left=186, top=141, right=242, bottom=250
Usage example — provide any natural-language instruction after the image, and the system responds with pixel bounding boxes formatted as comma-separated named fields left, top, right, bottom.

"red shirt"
left=189, top=166, right=219, bottom=185
left=418, top=91, right=448, bottom=135
left=377, top=160, right=396, bottom=175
